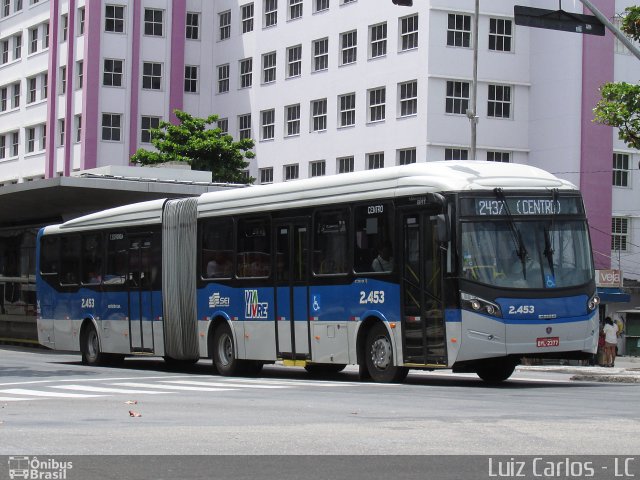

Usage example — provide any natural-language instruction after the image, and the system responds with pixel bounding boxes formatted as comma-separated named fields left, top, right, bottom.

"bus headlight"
left=587, top=294, right=600, bottom=312
left=461, top=292, right=502, bottom=318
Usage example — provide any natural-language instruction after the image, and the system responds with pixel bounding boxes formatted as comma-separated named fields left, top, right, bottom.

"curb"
left=570, top=374, right=640, bottom=384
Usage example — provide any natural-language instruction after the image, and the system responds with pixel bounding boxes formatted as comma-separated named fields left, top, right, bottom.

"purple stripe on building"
left=81, top=0, right=101, bottom=171
left=128, top=1, right=142, bottom=162
left=580, top=0, right=614, bottom=270
left=169, top=1, right=186, bottom=124
left=63, top=0, right=76, bottom=176
left=45, top=0, right=59, bottom=179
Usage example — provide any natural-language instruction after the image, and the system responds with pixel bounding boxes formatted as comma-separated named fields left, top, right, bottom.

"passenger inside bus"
left=372, top=242, right=394, bottom=272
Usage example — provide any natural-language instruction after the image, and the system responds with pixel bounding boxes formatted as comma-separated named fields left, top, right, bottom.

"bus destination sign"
left=461, top=196, right=582, bottom=217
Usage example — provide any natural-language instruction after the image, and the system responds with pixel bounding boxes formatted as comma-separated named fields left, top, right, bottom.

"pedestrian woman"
left=603, top=317, right=619, bottom=367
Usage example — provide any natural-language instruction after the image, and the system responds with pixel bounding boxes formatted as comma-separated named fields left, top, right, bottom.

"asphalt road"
left=1, top=346, right=638, bottom=462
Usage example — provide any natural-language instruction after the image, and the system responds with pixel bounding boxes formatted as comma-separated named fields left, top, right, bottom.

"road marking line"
left=0, top=389, right=104, bottom=398
left=111, top=382, right=236, bottom=392
left=51, top=385, right=169, bottom=394
left=161, top=380, right=288, bottom=389
left=0, top=396, right=34, bottom=402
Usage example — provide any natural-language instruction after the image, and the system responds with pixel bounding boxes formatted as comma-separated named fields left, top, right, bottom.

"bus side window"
left=40, top=236, right=60, bottom=276
left=354, top=203, right=393, bottom=274
left=313, top=209, right=349, bottom=275
left=81, top=233, right=103, bottom=285
left=201, top=218, right=234, bottom=279
left=59, top=236, right=81, bottom=285
left=104, top=233, right=127, bottom=286
left=237, top=218, right=271, bottom=278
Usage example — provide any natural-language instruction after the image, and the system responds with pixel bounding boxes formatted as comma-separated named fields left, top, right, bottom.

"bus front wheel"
left=81, top=324, right=106, bottom=366
left=475, top=359, right=517, bottom=383
left=212, top=323, right=242, bottom=376
left=364, top=323, right=408, bottom=383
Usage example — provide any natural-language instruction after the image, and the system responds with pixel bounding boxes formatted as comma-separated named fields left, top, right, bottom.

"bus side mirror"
left=436, top=214, right=450, bottom=243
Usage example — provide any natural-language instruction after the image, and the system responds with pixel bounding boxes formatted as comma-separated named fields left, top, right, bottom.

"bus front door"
left=128, top=237, right=154, bottom=353
left=400, top=212, right=446, bottom=366
left=274, top=219, right=310, bottom=361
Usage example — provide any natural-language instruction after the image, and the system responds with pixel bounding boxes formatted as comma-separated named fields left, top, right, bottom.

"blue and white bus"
left=36, top=161, right=598, bottom=382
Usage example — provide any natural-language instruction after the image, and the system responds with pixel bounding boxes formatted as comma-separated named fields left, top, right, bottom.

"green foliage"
left=594, top=82, right=640, bottom=151
left=622, top=6, right=640, bottom=42
left=131, top=110, right=255, bottom=184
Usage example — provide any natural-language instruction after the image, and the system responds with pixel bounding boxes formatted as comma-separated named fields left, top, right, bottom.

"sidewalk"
left=517, top=356, right=640, bottom=383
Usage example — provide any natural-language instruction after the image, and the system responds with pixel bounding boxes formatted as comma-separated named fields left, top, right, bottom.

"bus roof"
left=43, top=161, right=575, bottom=232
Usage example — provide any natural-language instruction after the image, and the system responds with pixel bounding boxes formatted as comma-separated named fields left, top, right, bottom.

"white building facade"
left=0, top=0, right=638, bottom=283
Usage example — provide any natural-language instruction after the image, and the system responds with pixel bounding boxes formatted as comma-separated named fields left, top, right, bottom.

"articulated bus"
left=36, top=162, right=599, bottom=382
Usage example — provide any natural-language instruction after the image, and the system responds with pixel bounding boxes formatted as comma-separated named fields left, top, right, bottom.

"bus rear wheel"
left=212, top=323, right=242, bottom=376
left=364, top=323, right=408, bottom=383
left=81, top=324, right=106, bottom=366
left=475, top=359, right=517, bottom=383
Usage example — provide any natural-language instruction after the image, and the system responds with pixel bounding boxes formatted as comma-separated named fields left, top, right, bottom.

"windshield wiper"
left=494, top=188, right=528, bottom=278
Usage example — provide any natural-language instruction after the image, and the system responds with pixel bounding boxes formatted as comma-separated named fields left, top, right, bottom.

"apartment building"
left=0, top=0, right=638, bottom=286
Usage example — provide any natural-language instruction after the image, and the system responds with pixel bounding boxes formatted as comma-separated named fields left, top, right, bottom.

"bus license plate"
left=536, top=337, right=559, bottom=347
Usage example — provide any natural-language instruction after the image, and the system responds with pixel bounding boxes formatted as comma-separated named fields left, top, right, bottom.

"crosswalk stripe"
left=0, top=389, right=104, bottom=398
left=52, top=385, right=170, bottom=394
left=0, top=396, right=33, bottom=402
left=162, top=380, right=288, bottom=389
left=112, top=382, right=236, bottom=392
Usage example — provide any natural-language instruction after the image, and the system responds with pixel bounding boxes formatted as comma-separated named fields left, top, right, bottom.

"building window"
left=613, top=153, right=630, bottom=187
left=240, top=58, right=253, bottom=88
left=60, top=66, right=66, bottom=94
left=287, top=45, right=302, bottom=78
left=58, top=119, right=65, bottom=146
left=29, top=27, right=38, bottom=54
left=12, top=82, right=20, bottom=108
left=238, top=114, right=252, bottom=139
left=340, top=30, right=357, bottom=65
left=14, top=33, right=22, bottom=59
left=446, top=80, right=469, bottom=114
left=369, top=22, right=387, bottom=59
left=242, top=3, right=254, bottom=33
left=284, top=163, right=299, bottom=181
left=337, top=156, right=354, bottom=173
left=77, top=60, right=83, bottom=89
left=144, top=8, right=163, bottom=36
left=40, top=124, right=46, bottom=151
left=217, top=64, right=229, bottom=93
left=61, top=14, right=68, bottom=41
left=612, top=217, right=628, bottom=251
left=313, top=37, right=328, bottom=72
left=219, top=10, right=231, bottom=40
left=261, top=109, right=275, bottom=140
left=339, top=93, right=356, bottom=127
left=262, top=52, right=276, bottom=84
left=399, top=80, right=417, bottom=117
left=447, top=13, right=471, bottom=47
left=367, top=152, right=384, bottom=170
left=2, top=0, right=8, bottom=17
left=487, top=84, right=511, bottom=118
left=141, top=116, right=160, bottom=143
left=75, top=114, right=82, bottom=142
left=310, top=160, right=326, bottom=177
left=264, top=0, right=277, bottom=27
left=102, top=113, right=121, bottom=141
left=104, top=59, right=123, bottom=87
left=368, top=87, right=385, bottom=123
left=489, top=18, right=512, bottom=52
left=217, top=118, right=228, bottom=133
left=0, top=136, right=5, bottom=159
left=398, top=148, right=416, bottom=165
left=285, top=104, right=300, bottom=136
left=184, top=65, right=198, bottom=93
left=186, top=12, right=200, bottom=40
left=28, top=77, right=37, bottom=103
left=78, top=7, right=85, bottom=35
left=400, top=14, right=418, bottom=51
left=315, top=0, right=329, bottom=13
left=142, top=62, right=162, bottom=90
left=105, top=5, right=125, bottom=33
left=44, top=22, right=49, bottom=48
left=487, top=151, right=510, bottom=162
left=26, top=127, right=35, bottom=153
left=0, top=87, right=6, bottom=112
left=1, top=40, right=8, bottom=64
left=445, top=148, right=468, bottom=160
left=289, top=0, right=302, bottom=20
left=41, top=72, right=48, bottom=99
left=260, top=167, right=273, bottom=184
left=311, top=98, right=327, bottom=132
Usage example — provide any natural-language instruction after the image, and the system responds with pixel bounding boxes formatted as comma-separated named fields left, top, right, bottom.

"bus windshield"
left=460, top=219, right=593, bottom=289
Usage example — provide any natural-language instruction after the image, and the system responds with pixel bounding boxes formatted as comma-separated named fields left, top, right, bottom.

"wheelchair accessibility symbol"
left=545, top=274, right=556, bottom=288
left=312, top=295, right=321, bottom=312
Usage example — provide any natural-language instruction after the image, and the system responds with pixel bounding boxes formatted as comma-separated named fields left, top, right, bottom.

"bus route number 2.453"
left=360, top=290, right=385, bottom=304
left=82, top=298, right=95, bottom=308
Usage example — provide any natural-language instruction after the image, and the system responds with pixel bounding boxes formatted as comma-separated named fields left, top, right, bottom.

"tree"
left=131, top=110, right=255, bottom=184
left=593, top=6, right=640, bottom=150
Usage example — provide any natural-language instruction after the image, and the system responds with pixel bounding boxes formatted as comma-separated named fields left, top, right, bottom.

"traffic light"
left=392, top=0, right=413, bottom=6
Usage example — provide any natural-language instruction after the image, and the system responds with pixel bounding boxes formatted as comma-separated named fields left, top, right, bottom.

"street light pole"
left=468, top=0, right=480, bottom=160
left=579, top=0, right=640, bottom=61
